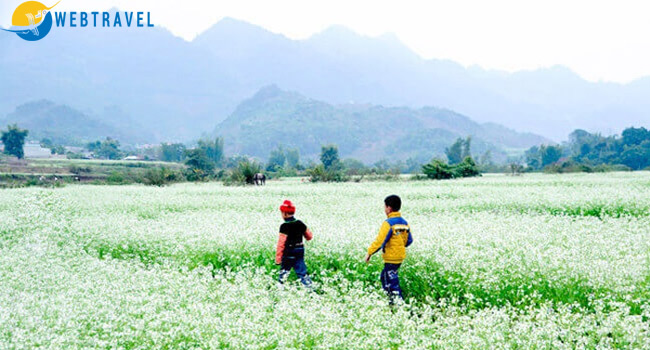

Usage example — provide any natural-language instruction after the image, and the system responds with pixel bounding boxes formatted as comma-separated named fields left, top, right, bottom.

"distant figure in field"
left=254, top=173, right=266, bottom=186
left=365, top=195, right=413, bottom=304
left=275, top=200, right=313, bottom=287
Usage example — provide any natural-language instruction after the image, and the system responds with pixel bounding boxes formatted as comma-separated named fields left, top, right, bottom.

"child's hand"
left=364, top=254, right=371, bottom=263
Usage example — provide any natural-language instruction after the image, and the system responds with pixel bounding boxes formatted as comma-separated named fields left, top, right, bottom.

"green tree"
left=320, top=144, right=341, bottom=170
left=86, top=141, right=101, bottom=153
left=445, top=138, right=464, bottom=165
left=160, top=143, right=186, bottom=162
left=1, top=124, right=29, bottom=159
left=95, top=137, right=123, bottom=160
left=184, top=148, right=215, bottom=181
left=462, top=136, right=472, bottom=159
left=40, top=138, right=54, bottom=149
left=621, top=141, right=650, bottom=170
left=266, top=145, right=286, bottom=171
left=540, top=145, right=562, bottom=167
left=198, top=137, right=224, bottom=166
left=51, top=145, right=66, bottom=155
left=568, top=129, right=593, bottom=159
left=622, top=127, right=649, bottom=147
left=285, top=148, right=300, bottom=169
left=525, top=146, right=541, bottom=170
left=307, top=144, right=347, bottom=182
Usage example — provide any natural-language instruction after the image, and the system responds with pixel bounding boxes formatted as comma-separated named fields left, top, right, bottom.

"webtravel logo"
left=2, top=1, right=154, bottom=42
left=2, top=1, right=58, bottom=41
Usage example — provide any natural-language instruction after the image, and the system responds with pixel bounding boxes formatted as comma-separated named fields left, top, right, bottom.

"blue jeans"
left=279, top=247, right=312, bottom=287
left=381, top=263, right=403, bottom=301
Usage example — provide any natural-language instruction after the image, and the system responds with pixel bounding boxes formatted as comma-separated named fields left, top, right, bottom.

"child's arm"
left=275, top=233, right=287, bottom=265
left=406, top=230, right=413, bottom=247
left=366, top=221, right=390, bottom=261
left=304, top=228, right=313, bottom=241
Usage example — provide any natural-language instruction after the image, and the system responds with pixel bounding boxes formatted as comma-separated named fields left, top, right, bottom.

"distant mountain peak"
left=1, top=100, right=151, bottom=145
left=241, top=85, right=309, bottom=107
left=309, top=24, right=402, bottom=45
left=216, top=86, right=548, bottom=162
left=194, top=16, right=289, bottom=43
left=212, top=16, right=265, bottom=30
left=251, top=84, right=284, bottom=99
left=216, top=16, right=245, bottom=24
left=313, top=24, right=360, bottom=38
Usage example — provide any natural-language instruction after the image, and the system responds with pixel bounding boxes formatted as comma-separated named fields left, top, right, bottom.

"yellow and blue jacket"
left=367, top=212, right=413, bottom=264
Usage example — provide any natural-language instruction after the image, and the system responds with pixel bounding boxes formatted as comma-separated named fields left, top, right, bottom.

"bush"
left=277, top=167, right=299, bottom=178
left=594, top=164, right=632, bottom=172
left=454, top=157, right=481, bottom=178
left=544, top=159, right=588, bottom=173
left=422, top=157, right=481, bottom=180
left=422, top=159, right=454, bottom=179
left=184, top=168, right=209, bottom=182
left=410, top=174, right=429, bottom=181
left=306, top=164, right=348, bottom=183
left=224, top=159, right=262, bottom=186
left=69, top=165, right=91, bottom=174
left=265, top=167, right=301, bottom=179
left=223, top=172, right=246, bottom=186
left=544, top=160, right=633, bottom=174
left=342, top=158, right=368, bottom=176
left=66, top=152, right=86, bottom=160
left=141, top=167, right=184, bottom=187
left=106, top=171, right=126, bottom=184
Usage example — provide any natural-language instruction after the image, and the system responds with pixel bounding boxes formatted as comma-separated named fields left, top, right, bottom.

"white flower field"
left=2, top=172, right=650, bottom=349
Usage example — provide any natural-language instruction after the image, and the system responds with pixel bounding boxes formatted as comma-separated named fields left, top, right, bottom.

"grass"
left=83, top=240, right=638, bottom=314
left=28, top=172, right=647, bottom=316
left=2, top=173, right=650, bottom=348
left=457, top=202, right=650, bottom=218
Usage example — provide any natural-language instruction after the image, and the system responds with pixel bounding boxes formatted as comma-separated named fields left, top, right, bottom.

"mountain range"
left=216, top=85, right=548, bottom=163
left=0, top=100, right=151, bottom=145
left=1, top=14, right=648, bottom=143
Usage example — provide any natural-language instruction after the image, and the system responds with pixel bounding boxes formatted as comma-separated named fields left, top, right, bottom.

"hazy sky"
left=2, top=0, right=649, bottom=83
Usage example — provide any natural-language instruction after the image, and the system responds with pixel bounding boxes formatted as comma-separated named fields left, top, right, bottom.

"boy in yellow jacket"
left=365, top=195, right=413, bottom=301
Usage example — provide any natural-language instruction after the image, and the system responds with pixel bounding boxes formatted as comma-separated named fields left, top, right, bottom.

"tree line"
left=524, top=127, right=650, bottom=172
left=3, top=123, right=647, bottom=186
left=0, top=123, right=491, bottom=184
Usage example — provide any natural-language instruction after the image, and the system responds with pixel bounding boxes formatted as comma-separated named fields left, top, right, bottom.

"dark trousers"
left=381, top=263, right=403, bottom=301
left=278, top=247, right=312, bottom=287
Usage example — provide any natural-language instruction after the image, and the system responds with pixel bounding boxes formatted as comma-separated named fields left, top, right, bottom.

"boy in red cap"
left=276, top=199, right=314, bottom=287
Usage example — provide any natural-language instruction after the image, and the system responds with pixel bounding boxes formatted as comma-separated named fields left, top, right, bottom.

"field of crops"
left=2, top=172, right=650, bottom=349
left=0, top=158, right=186, bottom=188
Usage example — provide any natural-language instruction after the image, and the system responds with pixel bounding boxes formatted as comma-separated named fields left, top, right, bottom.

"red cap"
left=279, top=200, right=296, bottom=214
